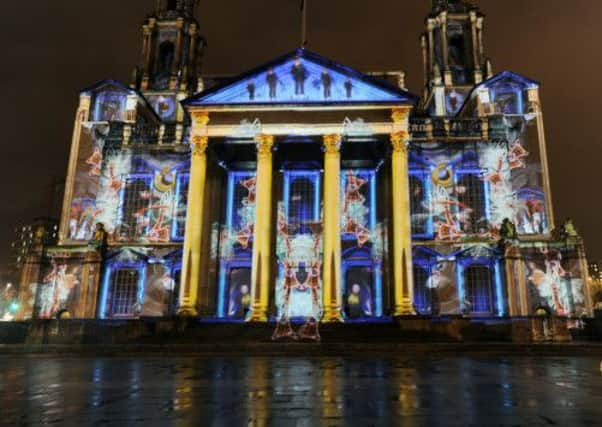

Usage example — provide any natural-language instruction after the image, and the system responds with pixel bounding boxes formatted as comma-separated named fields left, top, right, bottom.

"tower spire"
left=134, top=0, right=205, bottom=93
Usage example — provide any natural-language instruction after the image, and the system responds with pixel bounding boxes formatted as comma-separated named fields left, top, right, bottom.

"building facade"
left=15, top=0, right=595, bottom=323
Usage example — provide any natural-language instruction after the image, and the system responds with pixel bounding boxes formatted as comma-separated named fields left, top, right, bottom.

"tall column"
left=248, top=134, right=275, bottom=322
left=58, top=94, right=91, bottom=244
left=427, top=19, right=436, bottom=81
left=477, top=17, right=485, bottom=65
left=391, top=108, right=414, bottom=316
left=470, top=11, right=482, bottom=83
left=169, top=17, right=185, bottom=90
left=439, top=13, right=451, bottom=86
left=322, top=134, right=343, bottom=322
left=178, top=111, right=210, bottom=316
left=420, top=34, right=429, bottom=90
left=184, top=23, right=198, bottom=92
left=140, top=20, right=154, bottom=90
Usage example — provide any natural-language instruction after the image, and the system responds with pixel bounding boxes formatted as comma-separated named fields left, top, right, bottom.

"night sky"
left=1, top=0, right=600, bottom=269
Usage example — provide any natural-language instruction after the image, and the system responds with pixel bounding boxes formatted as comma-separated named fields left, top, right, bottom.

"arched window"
left=456, top=173, right=486, bottom=234
left=413, top=264, right=432, bottom=315
left=289, top=177, right=316, bottom=234
left=464, top=264, right=495, bottom=315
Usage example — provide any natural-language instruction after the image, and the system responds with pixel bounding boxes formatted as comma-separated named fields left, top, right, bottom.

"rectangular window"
left=118, top=175, right=153, bottom=241
left=409, top=169, right=433, bottom=238
left=107, top=268, right=140, bottom=318
left=172, top=172, right=190, bottom=240
left=455, top=171, right=488, bottom=235
left=463, top=263, right=495, bottom=315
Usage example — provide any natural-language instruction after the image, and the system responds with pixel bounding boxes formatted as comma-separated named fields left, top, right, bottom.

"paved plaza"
left=0, top=355, right=601, bottom=426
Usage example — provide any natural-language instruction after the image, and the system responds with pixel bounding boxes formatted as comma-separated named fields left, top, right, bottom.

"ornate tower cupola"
left=134, top=0, right=205, bottom=94
left=421, top=1, right=493, bottom=115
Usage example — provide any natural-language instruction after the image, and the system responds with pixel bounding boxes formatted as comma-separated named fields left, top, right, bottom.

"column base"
left=246, top=306, right=268, bottom=322
left=393, top=300, right=416, bottom=316
left=322, top=307, right=344, bottom=323
left=177, top=305, right=198, bottom=317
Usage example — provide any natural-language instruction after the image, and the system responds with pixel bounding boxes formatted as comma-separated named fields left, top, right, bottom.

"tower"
left=133, top=0, right=205, bottom=121
left=421, top=0, right=491, bottom=116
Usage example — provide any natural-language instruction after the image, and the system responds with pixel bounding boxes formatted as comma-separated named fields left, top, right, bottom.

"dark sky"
left=1, top=0, right=600, bottom=269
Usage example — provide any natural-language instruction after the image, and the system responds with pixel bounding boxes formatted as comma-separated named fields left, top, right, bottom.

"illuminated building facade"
left=15, top=0, right=595, bottom=323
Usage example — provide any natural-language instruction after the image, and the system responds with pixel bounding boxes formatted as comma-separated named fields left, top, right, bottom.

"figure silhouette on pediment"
left=291, top=58, right=308, bottom=95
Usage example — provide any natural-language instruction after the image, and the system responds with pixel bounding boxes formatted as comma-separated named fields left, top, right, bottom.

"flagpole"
left=301, top=0, right=308, bottom=47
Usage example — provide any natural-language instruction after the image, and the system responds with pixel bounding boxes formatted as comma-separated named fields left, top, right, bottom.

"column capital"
left=188, top=22, right=198, bottom=35
left=527, top=87, right=541, bottom=113
left=391, top=107, right=411, bottom=124
left=438, top=11, right=447, bottom=24
left=190, top=110, right=210, bottom=126
left=427, top=18, right=437, bottom=31
left=322, top=134, right=342, bottom=154
left=390, top=131, right=410, bottom=153
left=255, top=134, right=275, bottom=156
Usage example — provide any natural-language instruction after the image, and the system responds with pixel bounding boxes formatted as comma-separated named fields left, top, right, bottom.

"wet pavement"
left=0, top=356, right=601, bottom=426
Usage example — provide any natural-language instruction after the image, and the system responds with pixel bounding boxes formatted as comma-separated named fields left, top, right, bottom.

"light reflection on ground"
left=0, top=356, right=600, bottom=426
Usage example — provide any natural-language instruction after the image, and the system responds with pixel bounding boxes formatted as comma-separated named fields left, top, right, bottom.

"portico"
left=179, top=48, right=417, bottom=322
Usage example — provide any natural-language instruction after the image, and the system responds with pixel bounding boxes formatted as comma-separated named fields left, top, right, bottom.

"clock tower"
left=132, top=0, right=205, bottom=123
left=421, top=0, right=492, bottom=116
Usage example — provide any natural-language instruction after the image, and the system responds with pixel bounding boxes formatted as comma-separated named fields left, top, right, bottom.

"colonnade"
left=178, top=108, right=415, bottom=320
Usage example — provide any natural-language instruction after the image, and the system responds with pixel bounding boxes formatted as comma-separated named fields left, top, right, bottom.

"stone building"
left=15, top=0, right=594, bottom=325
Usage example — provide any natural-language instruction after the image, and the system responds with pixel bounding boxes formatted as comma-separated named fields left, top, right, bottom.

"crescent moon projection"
left=431, top=163, right=454, bottom=188
left=154, top=167, right=176, bottom=193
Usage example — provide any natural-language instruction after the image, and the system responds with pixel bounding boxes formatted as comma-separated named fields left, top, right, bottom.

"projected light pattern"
left=409, top=138, right=548, bottom=241
left=341, top=169, right=383, bottom=318
left=99, top=247, right=181, bottom=319
left=276, top=171, right=323, bottom=321
left=190, top=50, right=414, bottom=106
left=217, top=172, right=256, bottom=319
left=522, top=246, right=587, bottom=317
left=67, top=124, right=189, bottom=243
left=413, top=245, right=504, bottom=316
left=34, top=259, right=86, bottom=319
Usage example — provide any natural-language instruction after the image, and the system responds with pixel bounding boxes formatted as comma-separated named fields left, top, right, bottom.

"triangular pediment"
left=480, top=71, right=539, bottom=91
left=184, top=49, right=418, bottom=107
left=81, top=79, right=136, bottom=96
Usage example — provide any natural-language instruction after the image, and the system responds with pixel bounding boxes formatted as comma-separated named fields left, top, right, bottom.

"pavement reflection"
left=0, top=356, right=600, bottom=426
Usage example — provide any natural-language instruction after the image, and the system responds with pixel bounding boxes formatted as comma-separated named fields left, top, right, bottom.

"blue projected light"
left=98, top=266, right=112, bottom=319
left=171, top=172, right=190, bottom=241
left=494, top=261, right=505, bottom=316
left=217, top=171, right=255, bottom=319
left=186, top=49, right=417, bottom=107
left=99, top=262, right=146, bottom=319
left=341, top=169, right=382, bottom=318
